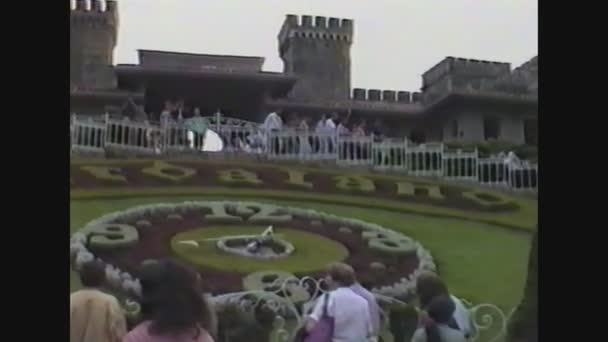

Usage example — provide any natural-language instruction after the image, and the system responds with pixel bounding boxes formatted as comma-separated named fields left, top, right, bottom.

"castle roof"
left=137, top=49, right=266, bottom=73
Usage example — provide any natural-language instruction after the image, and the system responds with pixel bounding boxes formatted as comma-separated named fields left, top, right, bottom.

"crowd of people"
left=258, top=109, right=389, bottom=157
left=102, top=98, right=392, bottom=156
left=71, top=260, right=473, bottom=342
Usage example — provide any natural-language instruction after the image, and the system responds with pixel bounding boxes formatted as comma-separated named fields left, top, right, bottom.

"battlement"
left=71, top=0, right=117, bottom=14
left=279, top=14, right=353, bottom=53
left=70, top=0, right=119, bottom=90
left=512, top=56, right=537, bottom=74
left=422, top=57, right=511, bottom=90
left=351, top=88, right=422, bottom=104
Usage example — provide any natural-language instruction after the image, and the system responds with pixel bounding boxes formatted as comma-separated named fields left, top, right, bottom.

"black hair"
left=416, top=272, right=449, bottom=309
left=139, top=259, right=213, bottom=338
left=425, top=296, right=456, bottom=342
left=79, top=260, right=106, bottom=288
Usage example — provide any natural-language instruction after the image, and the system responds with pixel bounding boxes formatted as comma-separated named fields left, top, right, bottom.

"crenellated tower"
left=70, top=0, right=119, bottom=90
left=278, top=15, right=353, bottom=101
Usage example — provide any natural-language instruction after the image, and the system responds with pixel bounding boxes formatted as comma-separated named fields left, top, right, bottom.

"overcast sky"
left=112, top=0, right=537, bottom=92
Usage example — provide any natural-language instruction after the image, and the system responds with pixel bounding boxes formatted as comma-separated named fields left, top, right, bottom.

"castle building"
left=70, top=0, right=537, bottom=145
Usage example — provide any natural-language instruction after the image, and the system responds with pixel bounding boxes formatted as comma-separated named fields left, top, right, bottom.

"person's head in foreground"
left=412, top=296, right=466, bottom=342
left=71, top=260, right=127, bottom=342
left=325, top=262, right=356, bottom=290
left=124, top=259, right=214, bottom=342
left=416, top=271, right=449, bottom=309
left=79, top=259, right=106, bottom=288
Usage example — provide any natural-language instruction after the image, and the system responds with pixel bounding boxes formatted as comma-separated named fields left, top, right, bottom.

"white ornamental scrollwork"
left=461, top=298, right=509, bottom=342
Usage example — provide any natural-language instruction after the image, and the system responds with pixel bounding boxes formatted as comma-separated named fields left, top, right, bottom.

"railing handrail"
left=70, top=114, right=538, bottom=193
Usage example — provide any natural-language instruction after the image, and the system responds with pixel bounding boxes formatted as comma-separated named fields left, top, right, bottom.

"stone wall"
left=70, top=0, right=119, bottom=90
left=279, top=15, right=352, bottom=101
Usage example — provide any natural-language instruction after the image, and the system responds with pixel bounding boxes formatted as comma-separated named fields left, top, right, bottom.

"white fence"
left=70, top=116, right=106, bottom=154
left=70, top=114, right=538, bottom=193
left=338, top=135, right=374, bottom=166
left=443, top=149, right=479, bottom=182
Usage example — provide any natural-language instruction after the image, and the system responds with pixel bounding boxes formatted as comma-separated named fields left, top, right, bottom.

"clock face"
left=73, top=201, right=434, bottom=297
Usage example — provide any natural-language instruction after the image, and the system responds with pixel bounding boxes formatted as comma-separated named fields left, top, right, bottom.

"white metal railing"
left=105, top=118, right=160, bottom=155
left=478, top=157, right=510, bottom=188
left=267, top=130, right=337, bottom=161
left=71, top=115, right=106, bottom=154
left=407, top=142, right=444, bottom=177
left=217, top=124, right=264, bottom=153
left=507, top=163, right=538, bottom=192
left=338, top=135, right=374, bottom=166
left=69, top=114, right=538, bottom=193
left=372, top=140, right=407, bottom=171
left=443, top=149, right=479, bottom=182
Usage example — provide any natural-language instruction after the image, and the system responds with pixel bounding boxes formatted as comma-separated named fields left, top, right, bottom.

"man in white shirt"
left=315, top=114, right=328, bottom=133
left=263, top=111, right=284, bottom=131
left=324, top=113, right=339, bottom=154
left=325, top=112, right=338, bottom=131
left=306, top=263, right=373, bottom=342
left=263, top=110, right=284, bottom=154
left=314, top=114, right=328, bottom=153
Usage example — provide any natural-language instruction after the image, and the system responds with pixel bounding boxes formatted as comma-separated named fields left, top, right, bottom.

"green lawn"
left=171, top=226, right=349, bottom=273
left=70, top=195, right=532, bottom=314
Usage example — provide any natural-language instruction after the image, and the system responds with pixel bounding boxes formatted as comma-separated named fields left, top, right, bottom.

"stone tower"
left=278, top=15, right=353, bottom=101
left=70, top=0, right=119, bottom=89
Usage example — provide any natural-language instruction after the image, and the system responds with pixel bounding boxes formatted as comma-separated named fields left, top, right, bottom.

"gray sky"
left=113, top=0, right=537, bottom=92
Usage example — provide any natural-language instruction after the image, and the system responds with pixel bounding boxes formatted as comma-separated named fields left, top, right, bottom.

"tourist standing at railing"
left=337, top=120, right=350, bottom=136
left=325, top=113, right=339, bottom=154
left=298, top=116, right=312, bottom=155
left=371, top=119, right=386, bottom=142
left=315, top=114, right=327, bottom=132
left=173, top=99, right=185, bottom=121
left=352, top=120, right=367, bottom=137
left=304, top=262, right=373, bottom=342
left=314, top=114, right=328, bottom=153
left=263, top=110, right=284, bottom=154
left=160, top=101, right=172, bottom=126
left=412, top=296, right=466, bottom=342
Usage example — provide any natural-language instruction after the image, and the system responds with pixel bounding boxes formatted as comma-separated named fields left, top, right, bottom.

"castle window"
left=410, top=130, right=426, bottom=144
left=524, top=119, right=537, bottom=145
left=451, top=120, right=458, bottom=138
left=483, top=117, right=500, bottom=140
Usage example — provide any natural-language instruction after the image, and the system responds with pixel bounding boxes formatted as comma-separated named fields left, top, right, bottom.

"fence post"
left=215, top=110, right=222, bottom=133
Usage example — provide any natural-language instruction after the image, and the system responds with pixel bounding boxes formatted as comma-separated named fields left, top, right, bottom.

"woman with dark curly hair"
left=412, top=296, right=466, bottom=342
left=123, top=260, right=215, bottom=342
left=415, top=272, right=473, bottom=339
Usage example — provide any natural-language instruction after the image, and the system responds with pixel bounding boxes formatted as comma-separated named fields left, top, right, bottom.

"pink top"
left=123, top=321, right=214, bottom=342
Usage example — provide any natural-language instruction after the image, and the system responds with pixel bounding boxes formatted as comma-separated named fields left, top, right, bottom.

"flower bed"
left=70, top=201, right=436, bottom=299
